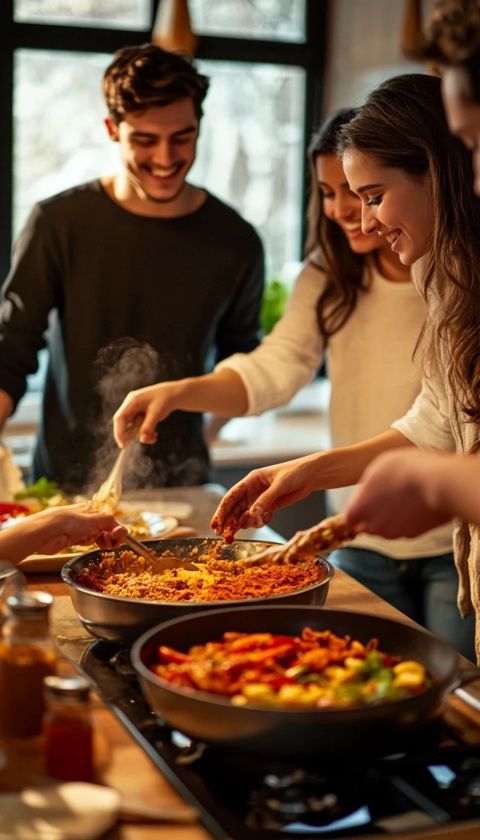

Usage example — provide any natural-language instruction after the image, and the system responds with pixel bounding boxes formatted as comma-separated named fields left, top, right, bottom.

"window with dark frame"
left=0, top=0, right=326, bottom=391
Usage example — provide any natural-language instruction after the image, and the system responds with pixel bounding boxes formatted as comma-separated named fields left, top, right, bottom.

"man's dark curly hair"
left=419, top=0, right=480, bottom=101
left=103, top=43, right=210, bottom=123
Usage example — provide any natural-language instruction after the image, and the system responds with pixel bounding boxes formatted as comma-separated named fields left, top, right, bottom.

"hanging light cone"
left=152, top=0, right=197, bottom=58
left=401, top=0, right=424, bottom=59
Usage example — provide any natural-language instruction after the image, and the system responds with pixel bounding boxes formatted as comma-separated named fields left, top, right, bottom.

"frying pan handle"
left=452, top=666, right=480, bottom=714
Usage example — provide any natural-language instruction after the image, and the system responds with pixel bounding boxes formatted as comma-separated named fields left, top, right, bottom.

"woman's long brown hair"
left=305, top=108, right=371, bottom=342
left=339, top=73, right=480, bottom=430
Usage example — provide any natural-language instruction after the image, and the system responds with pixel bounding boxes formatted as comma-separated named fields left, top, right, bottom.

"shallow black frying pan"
left=131, top=605, right=480, bottom=757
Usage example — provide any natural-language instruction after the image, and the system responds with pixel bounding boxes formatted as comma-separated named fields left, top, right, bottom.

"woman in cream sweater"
left=114, top=108, right=471, bottom=656
left=212, top=74, right=480, bottom=661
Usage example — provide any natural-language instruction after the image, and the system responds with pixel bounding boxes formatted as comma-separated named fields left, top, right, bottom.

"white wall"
left=323, top=0, right=433, bottom=114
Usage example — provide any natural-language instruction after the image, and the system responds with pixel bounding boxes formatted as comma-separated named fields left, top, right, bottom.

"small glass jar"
left=0, top=591, right=56, bottom=738
left=0, top=562, right=24, bottom=621
left=43, top=675, right=93, bottom=781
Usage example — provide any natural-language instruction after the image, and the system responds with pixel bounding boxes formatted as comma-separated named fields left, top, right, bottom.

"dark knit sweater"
left=0, top=180, right=264, bottom=492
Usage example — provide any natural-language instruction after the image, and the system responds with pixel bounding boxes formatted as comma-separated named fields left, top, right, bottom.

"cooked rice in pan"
left=75, top=549, right=325, bottom=602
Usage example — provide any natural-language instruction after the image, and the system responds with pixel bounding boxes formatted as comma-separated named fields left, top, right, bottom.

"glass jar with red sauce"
left=0, top=591, right=56, bottom=738
left=43, top=675, right=93, bottom=781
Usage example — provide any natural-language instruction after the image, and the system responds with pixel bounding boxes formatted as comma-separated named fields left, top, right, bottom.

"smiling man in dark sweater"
left=0, top=44, right=264, bottom=493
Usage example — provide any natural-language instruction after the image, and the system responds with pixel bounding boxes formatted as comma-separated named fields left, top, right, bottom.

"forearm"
left=0, top=505, right=127, bottom=564
left=172, top=368, right=248, bottom=417
left=211, top=429, right=414, bottom=533
left=421, top=454, right=480, bottom=524
left=0, top=514, right=51, bottom=564
left=308, top=428, right=414, bottom=492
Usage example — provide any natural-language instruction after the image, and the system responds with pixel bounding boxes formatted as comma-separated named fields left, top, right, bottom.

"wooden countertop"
left=4, top=485, right=480, bottom=840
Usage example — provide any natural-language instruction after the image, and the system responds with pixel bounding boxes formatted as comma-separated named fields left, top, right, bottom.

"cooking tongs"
left=240, top=514, right=354, bottom=567
left=90, top=418, right=142, bottom=513
left=89, top=420, right=197, bottom=570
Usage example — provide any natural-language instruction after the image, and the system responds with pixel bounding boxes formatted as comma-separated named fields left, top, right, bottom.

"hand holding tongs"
left=239, top=514, right=355, bottom=567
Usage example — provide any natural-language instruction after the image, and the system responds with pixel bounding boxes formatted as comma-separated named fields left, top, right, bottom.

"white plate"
left=0, top=782, right=121, bottom=839
left=18, top=513, right=179, bottom=574
left=118, top=498, right=193, bottom=520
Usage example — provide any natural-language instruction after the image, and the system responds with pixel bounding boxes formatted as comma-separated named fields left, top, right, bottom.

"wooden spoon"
left=121, top=534, right=197, bottom=572
left=90, top=418, right=143, bottom=513
left=238, top=514, right=354, bottom=567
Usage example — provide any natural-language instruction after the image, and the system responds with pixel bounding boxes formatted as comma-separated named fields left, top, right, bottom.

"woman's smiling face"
left=316, top=153, right=379, bottom=254
left=342, top=148, right=433, bottom=266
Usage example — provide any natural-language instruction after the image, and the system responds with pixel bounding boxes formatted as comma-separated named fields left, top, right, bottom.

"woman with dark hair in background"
left=211, top=73, right=479, bottom=661
left=112, top=109, right=468, bottom=652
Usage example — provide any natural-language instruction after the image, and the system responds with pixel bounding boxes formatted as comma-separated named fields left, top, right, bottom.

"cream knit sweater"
left=217, top=257, right=453, bottom=559
left=392, top=263, right=480, bottom=658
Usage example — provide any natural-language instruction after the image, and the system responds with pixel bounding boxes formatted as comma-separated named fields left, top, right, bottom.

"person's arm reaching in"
left=114, top=262, right=327, bottom=449
left=211, top=429, right=413, bottom=534
left=0, top=504, right=127, bottom=565
left=344, top=449, right=480, bottom=538
left=113, top=368, right=248, bottom=447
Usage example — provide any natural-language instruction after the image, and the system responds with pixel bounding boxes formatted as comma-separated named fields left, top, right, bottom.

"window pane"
left=193, top=60, right=305, bottom=274
left=189, top=0, right=306, bottom=42
left=14, top=49, right=117, bottom=237
left=14, top=0, right=150, bottom=29
left=14, top=51, right=304, bottom=276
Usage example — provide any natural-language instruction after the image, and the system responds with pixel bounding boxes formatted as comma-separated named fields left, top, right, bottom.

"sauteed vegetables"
left=0, top=502, right=30, bottom=524
left=14, top=478, right=68, bottom=512
left=150, top=628, right=429, bottom=709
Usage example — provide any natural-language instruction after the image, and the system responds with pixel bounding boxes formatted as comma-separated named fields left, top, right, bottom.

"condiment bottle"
left=0, top=591, right=56, bottom=738
left=43, top=675, right=93, bottom=781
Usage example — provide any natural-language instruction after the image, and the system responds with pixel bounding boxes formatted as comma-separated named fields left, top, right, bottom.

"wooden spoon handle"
left=243, top=514, right=354, bottom=567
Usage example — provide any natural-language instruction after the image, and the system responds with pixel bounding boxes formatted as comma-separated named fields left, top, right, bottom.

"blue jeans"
left=329, top=547, right=475, bottom=662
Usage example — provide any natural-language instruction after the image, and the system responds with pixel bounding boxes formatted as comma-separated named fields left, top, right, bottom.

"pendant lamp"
left=152, top=0, right=197, bottom=58
left=401, top=0, right=424, bottom=59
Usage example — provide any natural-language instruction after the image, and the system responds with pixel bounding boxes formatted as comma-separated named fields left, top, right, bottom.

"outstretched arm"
left=113, top=368, right=248, bottom=447
left=0, top=504, right=127, bottom=564
left=344, top=449, right=480, bottom=537
left=211, top=429, right=411, bottom=535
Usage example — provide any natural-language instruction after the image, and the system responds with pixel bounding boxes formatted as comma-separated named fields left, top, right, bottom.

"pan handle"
left=452, top=666, right=480, bottom=714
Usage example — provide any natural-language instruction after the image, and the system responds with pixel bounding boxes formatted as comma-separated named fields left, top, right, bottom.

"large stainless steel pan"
left=61, top=538, right=333, bottom=643
left=131, top=605, right=480, bottom=757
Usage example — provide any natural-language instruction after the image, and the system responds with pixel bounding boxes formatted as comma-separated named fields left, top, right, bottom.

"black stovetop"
left=80, top=640, right=480, bottom=840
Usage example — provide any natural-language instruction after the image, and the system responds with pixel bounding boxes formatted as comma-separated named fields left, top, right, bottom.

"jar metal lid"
left=44, top=675, right=91, bottom=702
left=6, top=591, right=53, bottom=617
